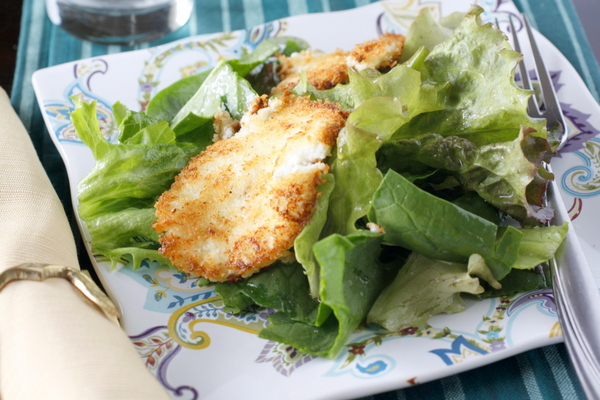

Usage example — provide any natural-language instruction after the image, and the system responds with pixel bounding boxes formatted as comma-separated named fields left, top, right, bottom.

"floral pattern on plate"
left=119, top=259, right=561, bottom=396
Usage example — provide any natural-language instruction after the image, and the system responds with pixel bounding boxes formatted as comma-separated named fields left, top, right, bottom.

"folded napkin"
left=0, top=87, right=170, bottom=400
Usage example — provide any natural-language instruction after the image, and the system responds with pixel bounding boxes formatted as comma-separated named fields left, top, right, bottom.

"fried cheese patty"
left=274, top=33, right=406, bottom=93
left=153, top=93, right=349, bottom=282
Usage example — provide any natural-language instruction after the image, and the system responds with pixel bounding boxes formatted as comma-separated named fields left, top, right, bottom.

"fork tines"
left=502, top=15, right=567, bottom=150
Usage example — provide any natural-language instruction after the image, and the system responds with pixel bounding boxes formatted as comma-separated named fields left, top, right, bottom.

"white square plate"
left=32, top=1, right=600, bottom=398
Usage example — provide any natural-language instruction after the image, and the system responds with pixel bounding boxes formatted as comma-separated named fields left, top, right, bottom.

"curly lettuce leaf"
left=291, top=70, right=356, bottom=109
left=367, top=252, right=483, bottom=331
left=70, top=98, right=113, bottom=160
left=73, top=100, right=198, bottom=217
left=323, top=66, right=442, bottom=236
left=112, top=102, right=165, bottom=143
left=77, top=141, right=197, bottom=219
left=71, top=99, right=200, bottom=268
left=377, top=127, right=554, bottom=223
left=292, top=54, right=441, bottom=113
left=81, top=203, right=176, bottom=269
left=85, top=207, right=159, bottom=250
left=399, top=7, right=465, bottom=63
left=100, top=247, right=175, bottom=270
left=397, top=6, right=545, bottom=145
left=347, top=66, right=442, bottom=140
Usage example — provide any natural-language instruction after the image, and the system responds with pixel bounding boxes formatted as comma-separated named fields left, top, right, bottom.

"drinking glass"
left=45, top=0, right=194, bottom=45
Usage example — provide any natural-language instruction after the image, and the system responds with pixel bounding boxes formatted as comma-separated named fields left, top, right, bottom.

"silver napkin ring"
left=0, top=263, right=121, bottom=327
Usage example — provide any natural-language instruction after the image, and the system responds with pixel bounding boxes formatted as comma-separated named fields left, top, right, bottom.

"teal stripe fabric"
left=517, top=0, right=600, bottom=101
left=9, top=0, right=598, bottom=398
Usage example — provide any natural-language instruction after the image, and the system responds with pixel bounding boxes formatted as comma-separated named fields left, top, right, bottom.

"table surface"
left=572, top=0, right=600, bottom=63
left=2, top=1, right=599, bottom=399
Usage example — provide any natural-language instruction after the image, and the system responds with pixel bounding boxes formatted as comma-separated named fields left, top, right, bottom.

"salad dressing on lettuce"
left=70, top=5, right=567, bottom=358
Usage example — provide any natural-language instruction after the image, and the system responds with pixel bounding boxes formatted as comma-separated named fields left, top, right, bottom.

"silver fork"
left=508, top=15, right=568, bottom=151
left=547, top=179, right=600, bottom=398
left=501, top=14, right=600, bottom=397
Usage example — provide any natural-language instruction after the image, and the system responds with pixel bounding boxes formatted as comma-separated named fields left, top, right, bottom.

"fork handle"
left=548, top=179, right=600, bottom=397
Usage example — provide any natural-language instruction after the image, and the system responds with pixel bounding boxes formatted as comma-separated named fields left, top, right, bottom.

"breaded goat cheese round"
left=274, top=33, right=406, bottom=94
left=153, top=93, right=349, bottom=282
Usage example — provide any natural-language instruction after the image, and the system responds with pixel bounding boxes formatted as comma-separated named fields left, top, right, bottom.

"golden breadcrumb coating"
left=153, top=92, right=349, bottom=282
left=273, top=33, right=406, bottom=94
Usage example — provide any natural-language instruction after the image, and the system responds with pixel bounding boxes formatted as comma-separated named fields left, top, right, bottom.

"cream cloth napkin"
left=0, top=87, right=170, bottom=400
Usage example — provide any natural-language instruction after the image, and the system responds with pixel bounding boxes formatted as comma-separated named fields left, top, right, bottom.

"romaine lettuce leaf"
left=476, top=266, right=550, bottom=299
left=170, top=61, right=258, bottom=135
left=146, top=71, right=212, bottom=122
left=216, top=261, right=330, bottom=326
left=260, top=312, right=340, bottom=356
left=476, top=224, right=567, bottom=298
left=146, top=38, right=280, bottom=122
left=451, top=191, right=501, bottom=224
left=367, top=170, right=522, bottom=280
left=512, top=222, right=569, bottom=269
left=260, top=231, right=402, bottom=358
left=365, top=222, right=567, bottom=331
left=322, top=125, right=383, bottom=237
left=294, top=173, right=335, bottom=298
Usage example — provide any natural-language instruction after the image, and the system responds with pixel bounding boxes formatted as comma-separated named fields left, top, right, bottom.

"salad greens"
left=367, top=252, right=484, bottom=332
left=368, top=169, right=524, bottom=282
left=71, top=5, right=567, bottom=359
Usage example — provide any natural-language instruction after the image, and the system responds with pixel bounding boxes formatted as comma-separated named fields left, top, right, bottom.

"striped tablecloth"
left=10, top=0, right=600, bottom=398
